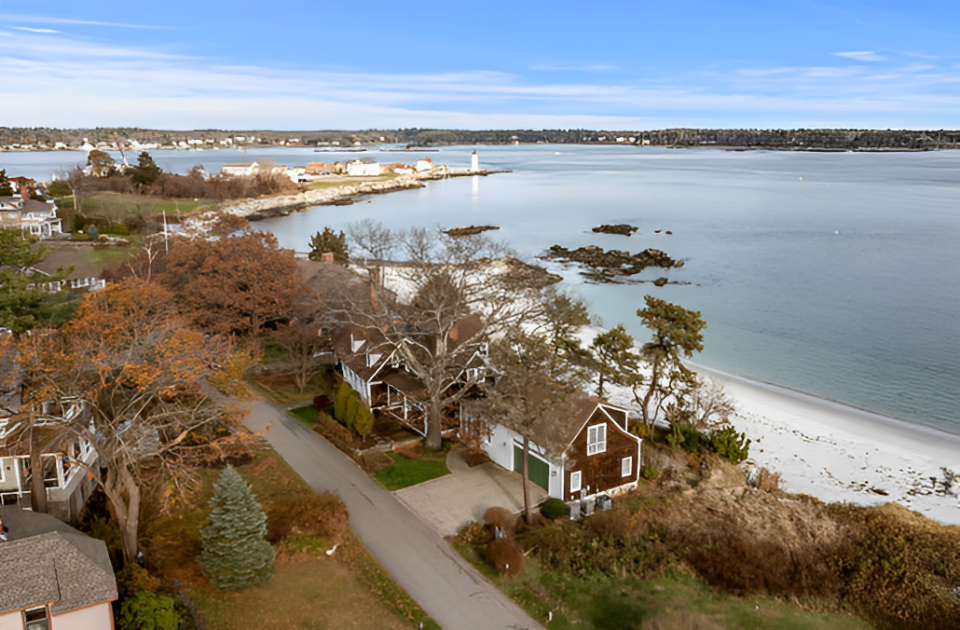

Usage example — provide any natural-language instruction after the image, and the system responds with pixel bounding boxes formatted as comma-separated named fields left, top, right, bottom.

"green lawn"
left=372, top=451, right=450, bottom=491
left=289, top=405, right=320, bottom=427
left=454, top=544, right=869, bottom=630
left=65, top=192, right=213, bottom=220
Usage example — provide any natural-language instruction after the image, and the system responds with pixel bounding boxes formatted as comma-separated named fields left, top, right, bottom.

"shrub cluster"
left=333, top=381, right=374, bottom=438
left=73, top=170, right=297, bottom=202
left=667, top=423, right=750, bottom=464
left=540, top=497, right=567, bottom=520
left=265, top=493, right=350, bottom=546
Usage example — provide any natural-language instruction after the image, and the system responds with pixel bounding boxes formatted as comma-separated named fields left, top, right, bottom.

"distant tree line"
left=3, top=127, right=958, bottom=151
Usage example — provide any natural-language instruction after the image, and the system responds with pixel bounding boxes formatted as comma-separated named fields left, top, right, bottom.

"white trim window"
left=586, top=423, right=607, bottom=456
left=569, top=470, right=582, bottom=493
left=621, top=456, right=633, bottom=477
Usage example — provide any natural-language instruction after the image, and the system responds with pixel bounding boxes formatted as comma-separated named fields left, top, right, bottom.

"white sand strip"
left=693, top=364, right=960, bottom=525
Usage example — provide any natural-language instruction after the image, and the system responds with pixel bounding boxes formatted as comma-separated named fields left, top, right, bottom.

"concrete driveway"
left=395, top=449, right=547, bottom=537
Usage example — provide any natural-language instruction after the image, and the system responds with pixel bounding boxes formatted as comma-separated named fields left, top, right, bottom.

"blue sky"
left=1, top=1, right=958, bottom=129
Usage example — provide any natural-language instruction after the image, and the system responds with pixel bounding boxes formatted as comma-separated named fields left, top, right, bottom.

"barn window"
left=569, top=470, right=582, bottom=493
left=621, top=456, right=633, bottom=477
left=586, top=424, right=606, bottom=455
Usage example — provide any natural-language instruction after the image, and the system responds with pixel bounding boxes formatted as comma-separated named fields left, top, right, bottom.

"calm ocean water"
left=4, top=146, right=959, bottom=432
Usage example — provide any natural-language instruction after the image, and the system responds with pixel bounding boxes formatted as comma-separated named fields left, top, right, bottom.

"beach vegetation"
left=591, top=324, right=642, bottom=398
left=633, top=295, right=707, bottom=429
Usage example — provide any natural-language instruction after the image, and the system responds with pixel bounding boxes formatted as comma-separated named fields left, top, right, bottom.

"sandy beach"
left=697, top=366, right=960, bottom=525
left=595, top=358, right=960, bottom=526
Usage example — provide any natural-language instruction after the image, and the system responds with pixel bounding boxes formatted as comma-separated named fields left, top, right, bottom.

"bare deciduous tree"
left=348, top=228, right=537, bottom=450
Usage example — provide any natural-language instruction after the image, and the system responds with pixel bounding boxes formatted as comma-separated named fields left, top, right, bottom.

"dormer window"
left=350, top=334, right=365, bottom=353
left=367, top=352, right=381, bottom=368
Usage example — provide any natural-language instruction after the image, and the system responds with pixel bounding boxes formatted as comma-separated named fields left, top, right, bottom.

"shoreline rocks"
left=592, top=224, right=638, bottom=236
left=542, top=244, right=678, bottom=282
left=444, top=225, right=500, bottom=237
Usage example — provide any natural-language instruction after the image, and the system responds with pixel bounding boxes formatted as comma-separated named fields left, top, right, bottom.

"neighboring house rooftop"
left=0, top=507, right=117, bottom=615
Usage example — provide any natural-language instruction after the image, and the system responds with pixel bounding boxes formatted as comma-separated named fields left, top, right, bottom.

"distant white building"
left=415, top=158, right=434, bottom=172
left=346, top=161, right=383, bottom=177
left=221, top=162, right=259, bottom=177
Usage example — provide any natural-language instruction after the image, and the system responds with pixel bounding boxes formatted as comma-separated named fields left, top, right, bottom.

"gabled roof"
left=0, top=508, right=117, bottom=614
left=332, top=323, right=396, bottom=382
left=472, top=391, right=630, bottom=455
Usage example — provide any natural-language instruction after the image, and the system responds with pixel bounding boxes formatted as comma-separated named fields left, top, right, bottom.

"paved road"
left=243, top=400, right=542, bottom=630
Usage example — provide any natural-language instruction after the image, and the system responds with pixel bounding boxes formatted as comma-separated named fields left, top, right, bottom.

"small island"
left=444, top=225, right=500, bottom=237
left=542, top=244, right=677, bottom=282
left=592, top=224, right=638, bottom=236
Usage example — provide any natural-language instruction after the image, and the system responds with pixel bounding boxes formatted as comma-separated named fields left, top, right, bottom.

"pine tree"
left=307, top=227, right=349, bottom=263
left=199, top=465, right=275, bottom=590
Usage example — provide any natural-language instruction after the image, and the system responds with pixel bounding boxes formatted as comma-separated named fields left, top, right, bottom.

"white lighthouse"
left=470, top=150, right=479, bottom=172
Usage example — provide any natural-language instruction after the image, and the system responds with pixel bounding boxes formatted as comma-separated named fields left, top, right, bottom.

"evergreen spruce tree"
left=199, top=465, right=274, bottom=590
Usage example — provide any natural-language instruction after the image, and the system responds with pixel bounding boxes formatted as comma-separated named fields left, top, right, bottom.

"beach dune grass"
left=373, top=450, right=450, bottom=491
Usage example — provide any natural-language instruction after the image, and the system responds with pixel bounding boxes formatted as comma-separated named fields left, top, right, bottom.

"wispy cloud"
left=0, top=13, right=164, bottom=29
left=531, top=65, right=615, bottom=72
left=1, top=29, right=957, bottom=130
left=10, top=26, right=61, bottom=34
left=832, top=51, right=886, bottom=62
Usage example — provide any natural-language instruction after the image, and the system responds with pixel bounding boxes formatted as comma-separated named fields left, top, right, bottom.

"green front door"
left=513, top=445, right=550, bottom=491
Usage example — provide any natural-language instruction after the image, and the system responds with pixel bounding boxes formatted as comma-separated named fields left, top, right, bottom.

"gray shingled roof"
left=0, top=508, right=118, bottom=614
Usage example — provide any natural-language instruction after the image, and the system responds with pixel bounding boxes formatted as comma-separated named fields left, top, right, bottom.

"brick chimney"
left=320, top=252, right=334, bottom=264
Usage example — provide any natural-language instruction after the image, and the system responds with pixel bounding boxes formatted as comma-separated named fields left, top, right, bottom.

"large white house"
left=0, top=198, right=63, bottom=239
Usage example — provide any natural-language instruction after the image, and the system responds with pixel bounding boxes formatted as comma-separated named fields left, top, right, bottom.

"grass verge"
left=289, top=405, right=320, bottom=427
left=248, top=370, right=334, bottom=406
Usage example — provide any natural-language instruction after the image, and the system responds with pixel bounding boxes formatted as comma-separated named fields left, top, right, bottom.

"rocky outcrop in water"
left=445, top=225, right=500, bottom=237
left=592, top=224, right=638, bottom=236
left=542, top=244, right=677, bottom=282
